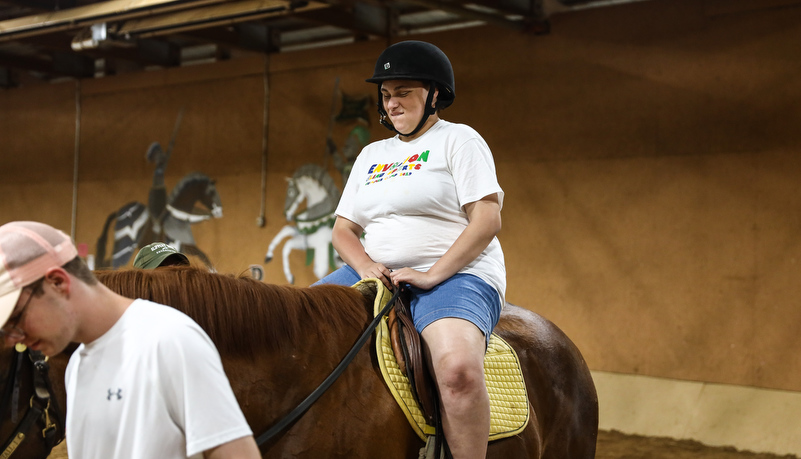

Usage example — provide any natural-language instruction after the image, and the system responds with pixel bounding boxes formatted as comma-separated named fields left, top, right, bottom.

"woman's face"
left=380, top=79, right=438, bottom=135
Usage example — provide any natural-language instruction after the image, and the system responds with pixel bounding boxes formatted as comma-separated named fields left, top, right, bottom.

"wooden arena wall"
left=2, top=0, right=800, bottom=453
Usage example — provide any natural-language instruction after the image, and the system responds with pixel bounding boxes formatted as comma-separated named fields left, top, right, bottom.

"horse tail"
left=95, top=210, right=118, bottom=269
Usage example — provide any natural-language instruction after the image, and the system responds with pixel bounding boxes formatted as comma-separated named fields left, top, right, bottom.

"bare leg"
left=422, top=318, right=489, bottom=459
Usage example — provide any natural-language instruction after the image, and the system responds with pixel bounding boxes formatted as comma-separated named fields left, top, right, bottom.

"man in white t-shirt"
left=0, top=221, right=260, bottom=459
left=315, top=41, right=505, bottom=459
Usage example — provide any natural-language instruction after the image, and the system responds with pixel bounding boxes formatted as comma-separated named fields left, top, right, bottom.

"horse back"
left=491, top=303, right=598, bottom=459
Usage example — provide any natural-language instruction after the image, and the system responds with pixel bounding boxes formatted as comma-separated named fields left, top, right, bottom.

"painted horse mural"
left=265, top=164, right=343, bottom=284
left=95, top=171, right=222, bottom=269
left=0, top=267, right=598, bottom=458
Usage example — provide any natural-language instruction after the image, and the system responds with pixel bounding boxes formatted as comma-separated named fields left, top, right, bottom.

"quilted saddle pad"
left=353, top=279, right=530, bottom=442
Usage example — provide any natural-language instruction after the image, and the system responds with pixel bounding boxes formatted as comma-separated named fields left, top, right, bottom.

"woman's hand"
left=357, top=262, right=393, bottom=290
left=390, top=267, right=439, bottom=291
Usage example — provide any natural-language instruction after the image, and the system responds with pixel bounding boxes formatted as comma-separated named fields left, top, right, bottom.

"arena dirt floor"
left=596, top=430, right=799, bottom=459
left=46, top=430, right=800, bottom=458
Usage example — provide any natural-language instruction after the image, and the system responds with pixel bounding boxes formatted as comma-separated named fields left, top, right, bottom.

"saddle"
left=386, top=291, right=438, bottom=425
left=354, top=279, right=530, bottom=449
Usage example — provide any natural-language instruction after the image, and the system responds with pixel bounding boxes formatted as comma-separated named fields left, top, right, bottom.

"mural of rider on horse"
left=95, top=111, right=223, bottom=270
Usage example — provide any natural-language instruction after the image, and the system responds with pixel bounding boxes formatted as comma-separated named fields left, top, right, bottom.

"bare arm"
left=204, top=436, right=261, bottom=459
left=390, top=193, right=501, bottom=290
left=331, top=216, right=392, bottom=288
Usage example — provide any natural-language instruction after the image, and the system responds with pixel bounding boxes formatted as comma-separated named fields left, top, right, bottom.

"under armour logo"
left=383, top=62, right=390, bottom=70
left=107, top=388, right=122, bottom=400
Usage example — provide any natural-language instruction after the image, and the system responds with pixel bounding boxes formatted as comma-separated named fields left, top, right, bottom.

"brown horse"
left=0, top=267, right=598, bottom=458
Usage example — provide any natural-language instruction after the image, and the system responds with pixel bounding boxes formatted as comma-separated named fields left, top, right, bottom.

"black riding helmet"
left=366, top=41, right=455, bottom=137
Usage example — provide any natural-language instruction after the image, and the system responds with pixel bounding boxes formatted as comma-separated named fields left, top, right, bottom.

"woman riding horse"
left=316, top=40, right=506, bottom=459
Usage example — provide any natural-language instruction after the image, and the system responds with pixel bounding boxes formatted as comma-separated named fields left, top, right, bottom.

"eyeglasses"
left=0, top=289, right=34, bottom=341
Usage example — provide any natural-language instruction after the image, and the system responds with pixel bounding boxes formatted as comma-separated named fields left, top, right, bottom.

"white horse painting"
left=265, top=164, right=343, bottom=284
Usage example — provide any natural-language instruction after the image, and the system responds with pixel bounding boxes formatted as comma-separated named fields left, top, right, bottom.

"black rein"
left=256, top=285, right=402, bottom=445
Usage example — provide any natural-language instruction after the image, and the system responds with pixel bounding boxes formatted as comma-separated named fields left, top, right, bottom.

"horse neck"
left=96, top=269, right=372, bottom=359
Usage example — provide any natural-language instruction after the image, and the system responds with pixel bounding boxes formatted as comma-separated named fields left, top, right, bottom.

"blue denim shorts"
left=314, top=265, right=502, bottom=345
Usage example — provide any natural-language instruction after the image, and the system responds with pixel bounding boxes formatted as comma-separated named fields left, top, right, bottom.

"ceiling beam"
left=399, top=0, right=543, bottom=30
left=114, top=1, right=327, bottom=39
left=0, top=0, right=232, bottom=41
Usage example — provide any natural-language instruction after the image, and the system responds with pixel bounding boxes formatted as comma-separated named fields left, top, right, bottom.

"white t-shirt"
left=64, top=300, right=252, bottom=459
left=337, top=119, right=506, bottom=300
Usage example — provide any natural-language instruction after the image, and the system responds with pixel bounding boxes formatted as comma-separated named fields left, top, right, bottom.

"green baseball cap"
left=133, top=243, right=189, bottom=269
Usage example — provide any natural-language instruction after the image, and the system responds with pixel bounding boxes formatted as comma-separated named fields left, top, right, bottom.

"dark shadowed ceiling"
left=0, top=0, right=631, bottom=87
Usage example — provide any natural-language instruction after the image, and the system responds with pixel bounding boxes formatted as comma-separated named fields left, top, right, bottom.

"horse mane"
left=94, top=267, right=371, bottom=357
left=294, top=164, right=340, bottom=200
left=168, top=172, right=212, bottom=202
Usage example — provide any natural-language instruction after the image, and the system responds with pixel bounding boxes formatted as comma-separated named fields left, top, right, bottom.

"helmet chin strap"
left=377, top=82, right=438, bottom=138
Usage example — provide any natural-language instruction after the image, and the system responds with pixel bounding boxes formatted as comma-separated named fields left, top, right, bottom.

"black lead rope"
left=31, top=352, right=62, bottom=450
left=256, top=284, right=403, bottom=446
left=10, top=351, right=23, bottom=424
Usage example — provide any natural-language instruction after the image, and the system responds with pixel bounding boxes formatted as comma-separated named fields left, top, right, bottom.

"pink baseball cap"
left=0, top=221, right=78, bottom=327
